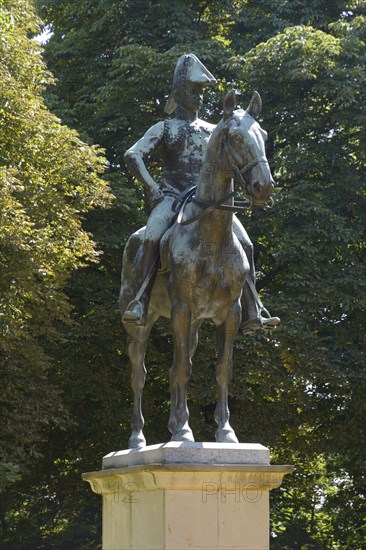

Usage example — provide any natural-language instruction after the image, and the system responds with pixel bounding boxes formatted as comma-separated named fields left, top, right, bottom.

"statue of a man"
left=123, top=53, right=279, bottom=332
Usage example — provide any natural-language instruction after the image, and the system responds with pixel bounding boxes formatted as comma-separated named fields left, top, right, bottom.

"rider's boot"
left=237, top=238, right=280, bottom=333
left=241, top=273, right=280, bottom=334
left=122, top=240, right=158, bottom=326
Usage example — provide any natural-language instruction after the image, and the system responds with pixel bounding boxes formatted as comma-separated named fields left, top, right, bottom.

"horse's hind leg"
left=169, top=300, right=194, bottom=442
left=125, top=318, right=155, bottom=449
left=215, top=301, right=241, bottom=443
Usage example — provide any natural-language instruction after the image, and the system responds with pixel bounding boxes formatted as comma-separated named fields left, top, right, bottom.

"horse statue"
left=119, top=90, right=275, bottom=449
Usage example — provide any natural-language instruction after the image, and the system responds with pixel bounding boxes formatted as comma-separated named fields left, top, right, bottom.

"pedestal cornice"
left=83, top=442, right=294, bottom=495
left=83, top=462, right=294, bottom=495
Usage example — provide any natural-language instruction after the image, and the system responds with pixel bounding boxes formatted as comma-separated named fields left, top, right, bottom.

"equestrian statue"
left=119, top=54, right=279, bottom=449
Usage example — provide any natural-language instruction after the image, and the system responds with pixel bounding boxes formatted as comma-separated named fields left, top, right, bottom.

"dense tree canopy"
left=0, top=0, right=109, bottom=513
left=1, top=0, right=365, bottom=548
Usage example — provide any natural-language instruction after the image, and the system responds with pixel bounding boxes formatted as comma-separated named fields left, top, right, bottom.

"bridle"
left=176, top=121, right=274, bottom=226
left=225, top=129, right=273, bottom=203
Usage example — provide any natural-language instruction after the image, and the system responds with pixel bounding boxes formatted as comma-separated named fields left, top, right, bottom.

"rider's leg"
left=123, top=196, right=175, bottom=325
left=122, top=238, right=159, bottom=324
left=233, top=216, right=280, bottom=332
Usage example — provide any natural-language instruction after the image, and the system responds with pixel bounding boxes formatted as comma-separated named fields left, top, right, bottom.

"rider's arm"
left=124, top=121, right=165, bottom=206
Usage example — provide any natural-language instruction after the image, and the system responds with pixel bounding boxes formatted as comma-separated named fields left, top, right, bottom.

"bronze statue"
left=119, top=54, right=279, bottom=448
left=122, top=54, right=217, bottom=325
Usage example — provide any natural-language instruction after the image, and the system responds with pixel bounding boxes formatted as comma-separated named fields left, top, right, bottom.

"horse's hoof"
left=170, top=425, right=195, bottom=442
left=215, top=427, right=239, bottom=444
left=128, top=431, right=146, bottom=449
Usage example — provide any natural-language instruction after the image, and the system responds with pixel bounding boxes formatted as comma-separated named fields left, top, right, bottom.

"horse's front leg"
left=215, top=300, right=241, bottom=443
left=125, top=322, right=153, bottom=449
left=169, top=299, right=194, bottom=442
left=168, top=319, right=201, bottom=435
left=189, top=319, right=202, bottom=360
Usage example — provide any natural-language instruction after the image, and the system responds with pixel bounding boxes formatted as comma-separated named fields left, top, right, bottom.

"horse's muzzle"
left=247, top=179, right=274, bottom=207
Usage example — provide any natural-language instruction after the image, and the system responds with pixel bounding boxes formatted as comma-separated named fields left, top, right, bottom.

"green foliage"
left=228, top=17, right=366, bottom=547
left=228, top=0, right=366, bottom=51
left=0, top=0, right=110, bottom=501
left=1, top=0, right=366, bottom=548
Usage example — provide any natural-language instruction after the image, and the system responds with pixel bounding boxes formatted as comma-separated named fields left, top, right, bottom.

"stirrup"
left=122, top=300, right=145, bottom=326
left=260, top=306, right=280, bottom=328
left=242, top=311, right=280, bottom=334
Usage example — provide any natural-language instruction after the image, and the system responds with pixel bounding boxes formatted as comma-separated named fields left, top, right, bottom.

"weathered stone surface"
left=82, top=453, right=294, bottom=549
left=103, top=441, right=270, bottom=469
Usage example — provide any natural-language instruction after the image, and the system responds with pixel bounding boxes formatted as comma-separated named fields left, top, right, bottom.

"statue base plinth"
left=83, top=442, right=293, bottom=550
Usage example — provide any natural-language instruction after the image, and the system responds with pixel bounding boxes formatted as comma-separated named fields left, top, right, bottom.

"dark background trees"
left=1, top=0, right=365, bottom=548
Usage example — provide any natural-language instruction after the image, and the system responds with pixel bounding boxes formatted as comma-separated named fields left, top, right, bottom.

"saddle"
left=157, top=186, right=196, bottom=274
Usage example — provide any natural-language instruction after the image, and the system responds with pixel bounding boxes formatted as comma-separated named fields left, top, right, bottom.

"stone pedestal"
left=83, top=442, right=293, bottom=550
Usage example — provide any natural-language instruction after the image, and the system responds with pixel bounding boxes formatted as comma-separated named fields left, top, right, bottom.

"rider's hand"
left=148, top=187, right=164, bottom=208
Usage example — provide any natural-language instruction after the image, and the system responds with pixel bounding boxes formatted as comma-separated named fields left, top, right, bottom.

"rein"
left=176, top=188, right=252, bottom=226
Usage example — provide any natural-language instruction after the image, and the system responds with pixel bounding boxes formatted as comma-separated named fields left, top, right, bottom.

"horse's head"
left=221, top=90, right=275, bottom=207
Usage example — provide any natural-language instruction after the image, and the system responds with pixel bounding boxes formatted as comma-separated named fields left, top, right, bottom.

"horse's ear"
left=246, top=91, right=262, bottom=119
left=223, top=90, right=237, bottom=120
